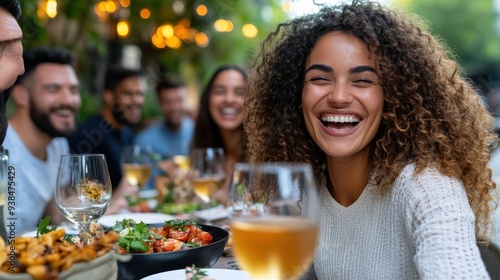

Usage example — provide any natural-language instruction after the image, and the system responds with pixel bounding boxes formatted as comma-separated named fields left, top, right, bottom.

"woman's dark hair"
left=192, top=65, right=247, bottom=153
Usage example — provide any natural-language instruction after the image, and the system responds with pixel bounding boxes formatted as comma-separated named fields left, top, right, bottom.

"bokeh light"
left=140, top=8, right=150, bottom=19
left=116, top=20, right=130, bottom=38
left=242, top=24, right=258, bottom=38
left=196, top=5, right=208, bottom=16
left=195, top=32, right=209, bottom=48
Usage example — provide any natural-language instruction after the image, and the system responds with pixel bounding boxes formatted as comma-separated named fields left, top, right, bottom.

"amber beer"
left=191, top=177, right=223, bottom=203
left=172, top=155, right=190, bottom=173
left=122, top=163, right=152, bottom=188
left=231, top=216, right=318, bottom=280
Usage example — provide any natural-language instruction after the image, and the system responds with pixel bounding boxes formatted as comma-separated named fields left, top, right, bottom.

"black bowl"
left=116, top=223, right=229, bottom=280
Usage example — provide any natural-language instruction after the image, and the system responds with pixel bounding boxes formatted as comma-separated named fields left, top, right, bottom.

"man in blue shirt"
left=135, top=74, right=194, bottom=189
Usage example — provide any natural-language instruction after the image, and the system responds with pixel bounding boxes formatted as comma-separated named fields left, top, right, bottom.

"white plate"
left=98, top=212, right=174, bottom=228
left=141, top=268, right=250, bottom=280
left=139, top=189, right=158, bottom=199
left=21, top=224, right=79, bottom=237
left=195, top=205, right=229, bottom=221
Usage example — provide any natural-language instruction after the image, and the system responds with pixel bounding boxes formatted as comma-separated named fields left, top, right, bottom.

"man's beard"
left=29, top=100, right=75, bottom=138
left=165, top=117, right=181, bottom=131
left=0, top=87, right=13, bottom=145
left=111, top=101, right=132, bottom=126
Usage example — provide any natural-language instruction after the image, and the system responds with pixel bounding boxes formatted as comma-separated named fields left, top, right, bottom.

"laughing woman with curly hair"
left=245, top=1, right=497, bottom=279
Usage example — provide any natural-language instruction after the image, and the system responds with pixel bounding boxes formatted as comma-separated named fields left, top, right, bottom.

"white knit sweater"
left=305, top=164, right=489, bottom=280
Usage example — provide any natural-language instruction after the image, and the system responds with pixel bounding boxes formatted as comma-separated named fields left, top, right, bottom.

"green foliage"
left=17, top=0, right=287, bottom=121
left=393, top=0, right=500, bottom=77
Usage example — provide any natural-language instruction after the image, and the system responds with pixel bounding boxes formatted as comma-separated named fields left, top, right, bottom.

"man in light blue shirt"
left=135, top=74, right=194, bottom=189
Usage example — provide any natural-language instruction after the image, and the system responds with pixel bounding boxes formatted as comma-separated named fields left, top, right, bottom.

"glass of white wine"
left=189, top=147, right=225, bottom=223
left=121, top=145, right=153, bottom=190
left=227, top=162, right=319, bottom=280
left=55, top=154, right=112, bottom=234
left=172, top=155, right=191, bottom=174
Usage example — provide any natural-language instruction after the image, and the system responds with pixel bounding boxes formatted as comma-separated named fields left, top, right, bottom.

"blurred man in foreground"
left=4, top=47, right=79, bottom=234
left=0, top=0, right=24, bottom=144
left=0, top=0, right=24, bottom=238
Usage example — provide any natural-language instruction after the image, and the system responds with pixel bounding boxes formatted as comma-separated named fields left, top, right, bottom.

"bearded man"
left=67, top=66, right=146, bottom=214
left=4, top=47, right=80, bottom=234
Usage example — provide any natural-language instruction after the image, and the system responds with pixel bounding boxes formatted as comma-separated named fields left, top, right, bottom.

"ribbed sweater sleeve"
left=307, top=164, right=489, bottom=280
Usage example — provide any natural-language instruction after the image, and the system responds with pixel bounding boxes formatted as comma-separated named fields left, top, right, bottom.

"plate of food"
left=110, top=219, right=229, bottom=279
left=98, top=212, right=174, bottom=228
left=141, top=267, right=250, bottom=280
left=0, top=218, right=122, bottom=280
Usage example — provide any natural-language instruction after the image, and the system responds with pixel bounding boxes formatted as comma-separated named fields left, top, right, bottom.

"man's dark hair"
left=155, top=74, right=185, bottom=97
left=0, top=0, right=21, bottom=19
left=15, top=47, right=75, bottom=85
left=104, top=66, right=143, bottom=92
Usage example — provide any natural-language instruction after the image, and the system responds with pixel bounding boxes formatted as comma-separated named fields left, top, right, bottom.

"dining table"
left=195, top=216, right=237, bottom=270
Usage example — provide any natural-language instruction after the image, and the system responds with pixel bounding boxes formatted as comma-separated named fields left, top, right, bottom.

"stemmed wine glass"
left=227, top=162, right=319, bottom=280
left=189, top=147, right=225, bottom=223
left=55, top=154, right=112, bottom=234
left=120, top=145, right=153, bottom=190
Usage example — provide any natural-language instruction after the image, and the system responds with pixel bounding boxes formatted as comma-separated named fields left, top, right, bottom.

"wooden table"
left=204, top=218, right=237, bottom=270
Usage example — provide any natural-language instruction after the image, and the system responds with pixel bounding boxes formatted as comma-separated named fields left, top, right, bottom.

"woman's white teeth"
left=222, top=108, right=238, bottom=115
left=321, top=115, right=360, bottom=123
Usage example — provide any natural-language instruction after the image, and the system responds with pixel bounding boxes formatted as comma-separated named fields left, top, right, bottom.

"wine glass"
left=227, top=162, right=319, bottom=280
left=172, top=154, right=190, bottom=173
left=189, top=147, right=225, bottom=222
left=55, top=154, right=112, bottom=234
left=120, top=145, right=153, bottom=190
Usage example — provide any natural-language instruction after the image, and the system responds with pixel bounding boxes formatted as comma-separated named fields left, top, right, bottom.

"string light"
left=242, top=23, right=258, bottom=38
left=116, top=20, right=130, bottom=38
left=152, top=34, right=166, bottom=48
left=105, top=0, right=117, bottom=13
left=46, top=0, right=58, bottom=18
left=214, top=19, right=233, bottom=32
left=158, top=24, right=174, bottom=38
left=196, top=5, right=208, bottom=16
left=140, top=8, right=150, bottom=19
left=195, top=32, right=209, bottom=48
left=119, top=0, right=130, bottom=8
left=166, top=36, right=182, bottom=49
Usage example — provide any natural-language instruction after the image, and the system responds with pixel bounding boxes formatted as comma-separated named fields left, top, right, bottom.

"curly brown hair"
left=245, top=0, right=498, bottom=240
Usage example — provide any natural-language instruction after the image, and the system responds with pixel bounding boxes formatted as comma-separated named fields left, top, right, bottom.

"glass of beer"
left=120, top=145, right=153, bottom=190
left=189, top=147, right=225, bottom=222
left=227, top=162, right=319, bottom=280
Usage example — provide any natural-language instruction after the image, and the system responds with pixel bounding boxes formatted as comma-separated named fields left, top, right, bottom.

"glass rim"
left=233, top=162, right=314, bottom=172
left=60, top=154, right=106, bottom=157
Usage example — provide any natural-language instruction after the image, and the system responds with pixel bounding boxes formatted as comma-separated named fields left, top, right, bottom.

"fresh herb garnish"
left=184, top=242, right=201, bottom=248
left=115, top=220, right=153, bottom=253
left=37, top=216, right=57, bottom=237
left=186, top=265, right=208, bottom=280
left=63, top=235, right=75, bottom=243
left=165, top=219, right=199, bottom=231
left=110, top=218, right=137, bottom=233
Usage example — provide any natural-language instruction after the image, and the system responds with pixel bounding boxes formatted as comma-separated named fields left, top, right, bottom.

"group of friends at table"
left=0, top=0, right=499, bottom=278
